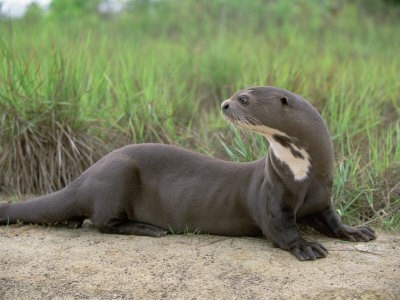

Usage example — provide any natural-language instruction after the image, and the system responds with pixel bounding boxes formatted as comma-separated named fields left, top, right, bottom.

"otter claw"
left=337, top=224, right=376, bottom=242
left=290, top=240, right=327, bottom=261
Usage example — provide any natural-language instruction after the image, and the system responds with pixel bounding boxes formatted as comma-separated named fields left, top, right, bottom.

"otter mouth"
left=222, top=110, right=260, bottom=130
left=222, top=110, right=241, bottom=124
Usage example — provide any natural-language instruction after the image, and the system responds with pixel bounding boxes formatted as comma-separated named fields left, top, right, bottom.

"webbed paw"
left=335, top=224, right=376, bottom=242
left=290, top=239, right=328, bottom=261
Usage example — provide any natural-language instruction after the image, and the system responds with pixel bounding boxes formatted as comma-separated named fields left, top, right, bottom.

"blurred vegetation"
left=0, top=0, right=399, bottom=229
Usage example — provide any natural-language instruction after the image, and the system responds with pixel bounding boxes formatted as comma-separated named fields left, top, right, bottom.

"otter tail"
left=0, top=188, right=79, bottom=225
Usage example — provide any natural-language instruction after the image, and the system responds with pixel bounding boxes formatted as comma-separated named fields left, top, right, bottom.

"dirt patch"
left=0, top=225, right=399, bottom=300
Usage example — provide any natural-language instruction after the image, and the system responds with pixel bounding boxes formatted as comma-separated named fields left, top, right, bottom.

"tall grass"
left=0, top=0, right=399, bottom=229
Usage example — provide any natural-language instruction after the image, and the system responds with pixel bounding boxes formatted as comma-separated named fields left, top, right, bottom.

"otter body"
left=0, top=86, right=376, bottom=261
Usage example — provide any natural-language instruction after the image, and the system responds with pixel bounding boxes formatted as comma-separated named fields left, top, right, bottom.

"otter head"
left=221, top=86, right=333, bottom=181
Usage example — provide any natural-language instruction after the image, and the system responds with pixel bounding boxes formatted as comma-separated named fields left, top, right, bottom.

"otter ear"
left=280, top=97, right=288, bottom=107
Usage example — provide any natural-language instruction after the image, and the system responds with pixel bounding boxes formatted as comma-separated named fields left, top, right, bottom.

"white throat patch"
left=236, top=123, right=311, bottom=181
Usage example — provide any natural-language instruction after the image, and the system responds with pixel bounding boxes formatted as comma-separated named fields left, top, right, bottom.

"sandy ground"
left=0, top=223, right=399, bottom=300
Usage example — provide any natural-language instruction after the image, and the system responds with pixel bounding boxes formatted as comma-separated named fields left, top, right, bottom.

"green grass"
left=0, top=0, right=399, bottom=229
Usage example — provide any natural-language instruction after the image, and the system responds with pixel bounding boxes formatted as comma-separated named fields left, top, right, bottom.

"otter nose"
left=221, top=99, right=230, bottom=111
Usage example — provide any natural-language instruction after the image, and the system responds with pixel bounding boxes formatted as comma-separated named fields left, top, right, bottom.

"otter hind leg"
left=66, top=216, right=86, bottom=229
left=97, top=220, right=168, bottom=237
left=302, top=206, right=376, bottom=242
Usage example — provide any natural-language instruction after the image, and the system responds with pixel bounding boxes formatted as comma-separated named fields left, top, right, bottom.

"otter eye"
left=238, top=95, right=248, bottom=105
left=280, top=97, right=288, bottom=106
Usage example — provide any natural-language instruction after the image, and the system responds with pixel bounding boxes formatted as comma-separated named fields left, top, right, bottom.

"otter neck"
left=237, top=124, right=312, bottom=181
left=234, top=122, right=333, bottom=181
left=263, top=128, right=334, bottom=182
left=265, top=134, right=311, bottom=181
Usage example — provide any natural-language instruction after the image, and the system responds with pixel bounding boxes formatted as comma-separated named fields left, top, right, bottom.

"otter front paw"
left=335, top=224, right=376, bottom=242
left=290, top=239, right=328, bottom=261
